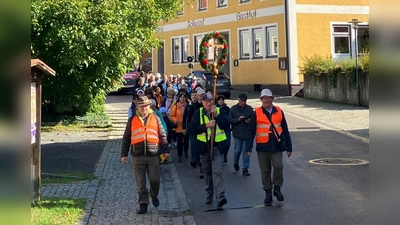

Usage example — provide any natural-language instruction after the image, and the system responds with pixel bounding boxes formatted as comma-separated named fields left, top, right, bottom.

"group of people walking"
left=120, top=71, right=293, bottom=214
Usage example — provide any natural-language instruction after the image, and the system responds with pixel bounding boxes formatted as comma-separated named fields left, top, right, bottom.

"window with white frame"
left=172, top=37, right=190, bottom=63
left=218, top=0, right=228, bottom=7
left=172, top=38, right=180, bottom=63
left=239, top=0, right=251, bottom=3
left=332, top=25, right=350, bottom=55
left=253, top=28, right=263, bottom=57
left=182, top=37, right=189, bottom=62
left=199, top=0, right=207, bottom=10
left=239, top=25, right=278, bottom=59
left=240, top=30, right=250, bottom=58
left=266, top=26, right=278, bottom=57
left=194, top=35, right=203, bottom=62
left=332, top=24, right=369, bottom=59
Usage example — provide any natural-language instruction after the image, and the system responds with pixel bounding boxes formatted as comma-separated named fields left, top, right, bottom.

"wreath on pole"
left=198, top=31, right=229, bottom=72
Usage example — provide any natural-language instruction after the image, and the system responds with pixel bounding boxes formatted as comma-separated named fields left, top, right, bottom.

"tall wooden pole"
left=209, top=36, right=219, bottom=161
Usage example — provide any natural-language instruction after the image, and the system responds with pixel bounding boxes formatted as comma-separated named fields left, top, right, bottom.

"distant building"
left=151, top=0, right=369, bottom=95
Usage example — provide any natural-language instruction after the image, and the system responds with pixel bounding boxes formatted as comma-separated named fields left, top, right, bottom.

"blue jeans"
left=233, top=138, right=250, bottom=170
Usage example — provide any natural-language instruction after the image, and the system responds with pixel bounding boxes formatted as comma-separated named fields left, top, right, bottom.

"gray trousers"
left=133, top=155, right=160, bottom=204
left=200, top=148, right=225, bottom=198
left=257, top=151, right=283, bottom=190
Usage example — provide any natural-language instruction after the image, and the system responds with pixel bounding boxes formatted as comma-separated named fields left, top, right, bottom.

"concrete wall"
left=304, top=73, right=369, bottom=106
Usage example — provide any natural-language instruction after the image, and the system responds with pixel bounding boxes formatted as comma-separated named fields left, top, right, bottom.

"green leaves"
left=32, top=0, right=184, bottom=116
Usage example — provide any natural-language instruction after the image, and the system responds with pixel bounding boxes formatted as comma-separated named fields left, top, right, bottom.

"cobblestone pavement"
left=41, top=93, right=369, bottom=225
left=41, top=105, right=196, bottom=225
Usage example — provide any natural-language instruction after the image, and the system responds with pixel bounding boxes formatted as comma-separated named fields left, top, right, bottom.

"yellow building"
left=152, top=0, right=369, bottom=96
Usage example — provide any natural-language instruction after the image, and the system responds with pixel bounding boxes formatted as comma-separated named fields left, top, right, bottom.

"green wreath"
left=198, top=31, right=229, bottom=72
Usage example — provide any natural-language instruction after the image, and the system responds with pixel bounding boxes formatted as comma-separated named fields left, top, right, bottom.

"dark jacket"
left=218, top=103, right=230, bottom=116
left=162, top=113, right=174, bottom=133
left=217, top=103, right=231, bottom=131
left=121, top=112, right=169, bottom=157
left=183, top=101, right=203, bottom=135
left=190, top=107, right=230, bottom=155
left=245, top=105, right=292, bottom=153
left=228, top=103, right=254, bottom=140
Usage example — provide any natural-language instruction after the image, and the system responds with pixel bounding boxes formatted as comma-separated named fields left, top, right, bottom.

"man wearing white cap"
left=245, top=89, right=292, bottom=206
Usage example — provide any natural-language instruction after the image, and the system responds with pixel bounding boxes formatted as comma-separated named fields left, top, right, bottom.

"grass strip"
left=31, top=197, right=86, bottom=225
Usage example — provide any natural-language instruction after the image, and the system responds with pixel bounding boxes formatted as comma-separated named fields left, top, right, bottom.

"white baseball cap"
left=155, top=73, right=161, bottom=78
left=260, top=89, right=273, bottom=98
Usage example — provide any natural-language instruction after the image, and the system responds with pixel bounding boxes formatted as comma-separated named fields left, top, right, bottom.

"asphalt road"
left=106, top=90, right=369, bottom=225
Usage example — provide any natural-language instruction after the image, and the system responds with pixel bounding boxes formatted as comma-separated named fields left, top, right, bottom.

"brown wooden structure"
left=31, top=59, right=56, bottom=201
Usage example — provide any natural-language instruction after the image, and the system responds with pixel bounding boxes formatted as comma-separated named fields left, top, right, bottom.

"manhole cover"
left=309, top=158, right=369, bottom=166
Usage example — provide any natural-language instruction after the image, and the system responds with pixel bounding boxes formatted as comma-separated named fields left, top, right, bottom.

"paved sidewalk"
left=41, top=94, right=369, bottom=225
left=41, top=107, right=195, bottom=225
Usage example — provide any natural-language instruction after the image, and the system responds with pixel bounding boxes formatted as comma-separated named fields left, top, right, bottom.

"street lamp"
left=349, top=18, right=361, bottom=106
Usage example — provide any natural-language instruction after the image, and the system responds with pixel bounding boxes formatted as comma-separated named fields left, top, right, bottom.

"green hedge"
left=300, top=54, right=369, bottom=89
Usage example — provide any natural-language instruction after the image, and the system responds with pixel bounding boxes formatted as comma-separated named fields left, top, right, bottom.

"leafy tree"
left=31, top=0, right=185, bottom=116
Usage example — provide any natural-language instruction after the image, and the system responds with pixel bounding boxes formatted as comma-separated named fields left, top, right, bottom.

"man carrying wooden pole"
left=191, top=31, right=230, bottom=208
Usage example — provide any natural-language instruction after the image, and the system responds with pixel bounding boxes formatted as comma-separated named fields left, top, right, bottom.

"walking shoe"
left=217, top=196, right=228, bottom=207
left=264, top=190, right=273, bottom=206
left=152, top=197, right=160, bottom=207
left=242, top=169, right=250, bottom=176
left=190, top=161, right=197, bottom=168
left=273, top=185, right=284, bottom=201
left=234, top=164, right=239, bottom=171
left=184, top=152, right=188, bottom=159
left=137, top=203, right=148, bottom=214
left=205, top=194, right=213, bottom=204
left=178, top=156, right=182, bottom=162
left=199, top=173, right=204, bottom=179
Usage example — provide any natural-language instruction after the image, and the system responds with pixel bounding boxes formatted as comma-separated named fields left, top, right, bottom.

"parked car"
left=118, top=66, right=139, bottom=93
left=184, top=70, right=231, bottom=98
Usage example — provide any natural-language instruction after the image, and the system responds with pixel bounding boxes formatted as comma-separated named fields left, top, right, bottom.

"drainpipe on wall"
left=284, top=0, right=292, bottom=96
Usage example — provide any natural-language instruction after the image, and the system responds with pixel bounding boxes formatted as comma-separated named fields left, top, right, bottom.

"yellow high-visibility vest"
left=197, top=107, right=227, bottom=143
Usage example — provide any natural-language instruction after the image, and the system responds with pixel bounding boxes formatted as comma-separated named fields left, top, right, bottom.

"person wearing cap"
left=228, top=93, right=254, bottom=176
left=154, top=73, right=162, bottom=84
left=245, top=89, right=292, bottom=206
left=121, top=96, right=170, bottom=214
left=190, top=93, right=230, bottom=207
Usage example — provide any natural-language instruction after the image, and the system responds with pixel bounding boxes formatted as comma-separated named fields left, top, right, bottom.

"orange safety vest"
left=130, top=113, right=159, bottom=145
left=255, top=106, right=283, bottom=143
